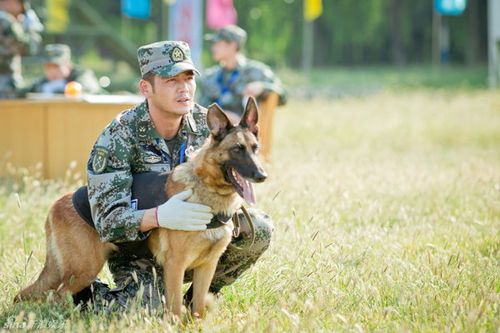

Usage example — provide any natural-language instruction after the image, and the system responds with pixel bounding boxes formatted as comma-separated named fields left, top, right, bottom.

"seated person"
left=197, top=25, right=286, bottom=122
left=0, top=0, right=42, bottom=98
left=24, top=43, right=103, bottom=95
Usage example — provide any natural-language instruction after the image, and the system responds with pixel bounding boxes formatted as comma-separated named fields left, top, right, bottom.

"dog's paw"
left=204, top=293, right=216, bottom=312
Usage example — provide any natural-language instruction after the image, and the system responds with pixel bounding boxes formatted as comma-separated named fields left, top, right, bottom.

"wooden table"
left=0, top=95, right=142, bottom=179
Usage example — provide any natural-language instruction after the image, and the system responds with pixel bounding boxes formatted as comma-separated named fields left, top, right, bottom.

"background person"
left=24, top=43, right=103, bottom=95
left=0, top=0, right=42, bottom=98
left=197, top=25, right=287, bottom=122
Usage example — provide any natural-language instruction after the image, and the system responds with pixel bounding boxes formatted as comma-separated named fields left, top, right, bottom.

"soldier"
left=75, top=40, right=273, bottom=311
left=198, top=25, right=287, bottom=122
left=0, top=0, right=42, bottom=98
left=23, top=44, right=103, bottom=95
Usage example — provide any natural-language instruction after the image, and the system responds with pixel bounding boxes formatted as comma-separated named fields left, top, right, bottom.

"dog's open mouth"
left=226, top=167, right=256, bottom=205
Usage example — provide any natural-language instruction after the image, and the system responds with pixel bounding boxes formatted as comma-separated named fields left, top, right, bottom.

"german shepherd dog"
left=14, top=97, right=267, bottom=318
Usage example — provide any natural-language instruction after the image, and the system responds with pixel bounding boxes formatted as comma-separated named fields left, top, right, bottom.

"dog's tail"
left=14, top=194, right=118, bottom=303
left=14, top=217, right=63, bottom=303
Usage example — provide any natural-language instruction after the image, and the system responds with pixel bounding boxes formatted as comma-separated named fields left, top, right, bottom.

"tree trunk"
left=465, top=0, right=480, bottom=66
left=390, top=0, right=405, bottom=65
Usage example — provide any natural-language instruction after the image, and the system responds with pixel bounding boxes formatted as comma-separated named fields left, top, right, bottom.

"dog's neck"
left=190, top=148, right=235, bottom=197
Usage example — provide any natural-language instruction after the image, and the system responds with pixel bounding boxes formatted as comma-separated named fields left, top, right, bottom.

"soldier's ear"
left=139, top=79, right=153, bottom=97
left=207, top=103, right=233, bottom=141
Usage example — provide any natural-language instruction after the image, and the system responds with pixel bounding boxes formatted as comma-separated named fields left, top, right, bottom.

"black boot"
left=72, top=279, right=110, bottom=310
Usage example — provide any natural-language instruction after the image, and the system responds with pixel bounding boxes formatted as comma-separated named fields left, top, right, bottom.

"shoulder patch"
left=92, top=147, right=109, bottom=174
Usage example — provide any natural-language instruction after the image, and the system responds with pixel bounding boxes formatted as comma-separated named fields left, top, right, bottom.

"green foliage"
left=235, top=0, right=300, bottom=67
left=234, top=0, right=485, bottom=66
left=1, top=91, right=499, bottom=331
left=32, top=0, right=487, bottom=87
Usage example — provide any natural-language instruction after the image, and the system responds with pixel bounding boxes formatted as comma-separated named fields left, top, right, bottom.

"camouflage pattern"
left=197, top=55, right=287, bottom=117
left=40, top=43, right=71, bottom=64
left=84, top=208, right=273, bottom=311
left=0, top=8, right=41, bottom=98
left=205, top=25, right=247, bottom=48
left=23, top=66, right=103, bottom=95
left=137, top=40, right=199, bottom=78
left=87, top=101, right=209, bottom=243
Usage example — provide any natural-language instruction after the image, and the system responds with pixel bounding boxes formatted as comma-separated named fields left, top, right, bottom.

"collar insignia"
left=138, top=122, right=148, bottom=140
left=187, top=113, right=197, bottom=132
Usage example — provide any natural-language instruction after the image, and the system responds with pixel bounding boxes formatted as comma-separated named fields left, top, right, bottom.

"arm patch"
left=92, top=147, right=109, bottom=174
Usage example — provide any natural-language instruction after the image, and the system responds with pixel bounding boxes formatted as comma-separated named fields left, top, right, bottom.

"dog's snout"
left=253, top=170, right=267, bottom=182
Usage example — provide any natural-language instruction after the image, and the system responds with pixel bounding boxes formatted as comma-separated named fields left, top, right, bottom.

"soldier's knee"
left=241, top=208, right=274, bottom=254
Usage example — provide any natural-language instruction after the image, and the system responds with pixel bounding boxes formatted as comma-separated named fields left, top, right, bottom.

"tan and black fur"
left=14, top=97, right=267, bottom=319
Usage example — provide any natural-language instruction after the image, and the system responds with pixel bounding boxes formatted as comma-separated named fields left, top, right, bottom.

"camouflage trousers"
left=75, top=208, right=273, bottom=311
left=0, top=74, right=19, bottom=99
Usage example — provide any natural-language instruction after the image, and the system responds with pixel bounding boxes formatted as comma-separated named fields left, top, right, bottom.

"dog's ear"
left=207, top=103, right=233, bottom=141
left=239, top=96, right=259, bottom=137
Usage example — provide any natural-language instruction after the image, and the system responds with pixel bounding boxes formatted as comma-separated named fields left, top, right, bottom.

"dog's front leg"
left=191, top=259, right=219, bottom=318
left=164, top=256, right=187, bottom=319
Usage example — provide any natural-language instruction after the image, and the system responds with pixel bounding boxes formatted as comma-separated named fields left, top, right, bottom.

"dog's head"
left=205, top=97, right=267, bottom=204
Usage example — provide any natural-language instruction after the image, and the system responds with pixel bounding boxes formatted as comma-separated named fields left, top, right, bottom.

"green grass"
left=278, top=66, right=489, bottom=97
left=0, top=90, right=499, bottom=332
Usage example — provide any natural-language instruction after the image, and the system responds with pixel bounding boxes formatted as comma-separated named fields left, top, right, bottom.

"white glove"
left=156, top=189, right=212, bottom=231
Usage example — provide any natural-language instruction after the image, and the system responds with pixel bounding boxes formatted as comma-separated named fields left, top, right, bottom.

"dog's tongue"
left=235, top=171, right=256, bottom=205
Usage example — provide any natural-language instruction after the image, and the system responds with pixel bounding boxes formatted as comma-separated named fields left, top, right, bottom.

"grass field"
left=0, top=90, right=499, bottom=332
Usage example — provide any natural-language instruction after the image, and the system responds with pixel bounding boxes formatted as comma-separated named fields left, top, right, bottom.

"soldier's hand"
left=243, top=81, right=265, bottom=97
left=156, top=189, right=212, bottom=231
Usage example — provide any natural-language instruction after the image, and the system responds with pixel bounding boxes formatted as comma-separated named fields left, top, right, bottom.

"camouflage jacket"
left=87, top=101, right=209, bottom=243
left=22, top=66, right=103, bottom=95
left=197, top=55, right=287, bottom=116
left=0, top=10, right=41, bottom=94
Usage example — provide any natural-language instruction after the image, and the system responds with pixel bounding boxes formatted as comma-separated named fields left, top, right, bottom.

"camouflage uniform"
left=83, top=41, right=273, bottom=311
left=197, top=25, right=286, bottom=116
left=0, top=4, right=42, bottom=98
left=22, top=44, right=102, bottom=95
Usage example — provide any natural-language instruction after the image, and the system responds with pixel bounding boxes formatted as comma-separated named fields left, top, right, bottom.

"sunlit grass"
left=0, top=90, right=499, bottom=332
left=278, top=66, right=489, bottom=91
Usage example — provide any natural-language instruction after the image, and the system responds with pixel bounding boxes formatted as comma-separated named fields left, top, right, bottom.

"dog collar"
left=206, top=213, right=233, bottom=229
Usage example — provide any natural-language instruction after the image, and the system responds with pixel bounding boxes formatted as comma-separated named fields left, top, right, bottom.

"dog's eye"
left=232, top=144, right=245, bottom=153
left=252, top=144, right=259, bottom=152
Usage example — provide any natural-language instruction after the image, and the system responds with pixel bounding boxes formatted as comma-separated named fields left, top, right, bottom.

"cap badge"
left=171, top=46, right=185, bottom=62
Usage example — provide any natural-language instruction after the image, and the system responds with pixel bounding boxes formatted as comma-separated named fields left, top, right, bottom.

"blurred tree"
left=465, top=0, right=480, bottom=65
left=234, top=0, right=487, bottom=67
left=36, top=0, right=488, bottom=71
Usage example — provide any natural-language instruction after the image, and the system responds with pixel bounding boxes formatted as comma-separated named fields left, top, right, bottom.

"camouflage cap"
left=205, top=25, right=247, bottom=48
left=41, top=44, right=71, bottom=65
left=137, top=41, right=199, bottom=78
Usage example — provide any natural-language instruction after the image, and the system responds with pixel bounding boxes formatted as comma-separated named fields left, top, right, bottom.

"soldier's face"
left=147, top=71, right=196, bottom=116
left=43, top=63, right=71, bottom=81
left=211, top=40, right=238, bottom=62
left=0, top=0, right=24, bottom=16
